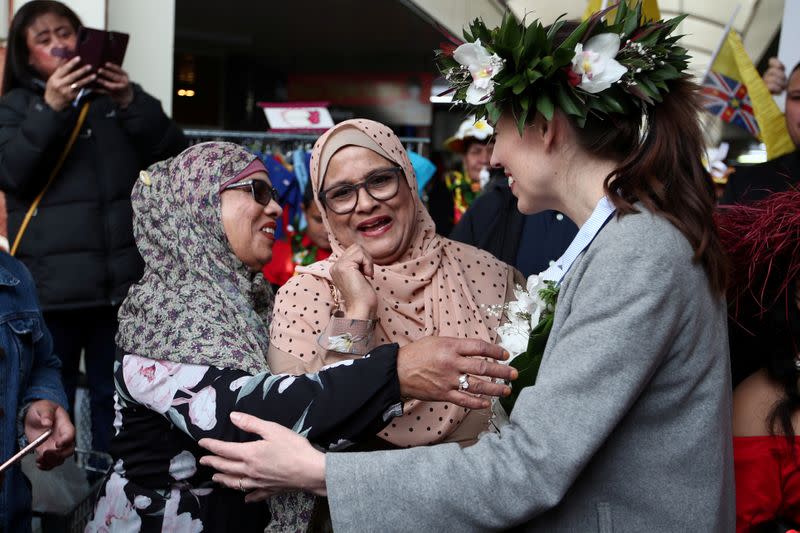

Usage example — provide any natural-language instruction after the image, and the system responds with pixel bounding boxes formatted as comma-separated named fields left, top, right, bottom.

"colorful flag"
left=701, top=71, right=759, bottom=136
left=701, top=31, right=795, bottom=160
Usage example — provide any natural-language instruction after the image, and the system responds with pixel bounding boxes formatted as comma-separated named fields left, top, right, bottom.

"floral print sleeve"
left=116, top=343, right=402, bottom=449
left=85, top=345, right=401, bottom=533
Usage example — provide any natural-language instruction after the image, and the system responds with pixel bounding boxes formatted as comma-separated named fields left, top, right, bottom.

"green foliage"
left=434, top=1, right=690, bottom=133
left=499, top=313, right=553, bottom=413
left=499, top=280, right=559, bottom=414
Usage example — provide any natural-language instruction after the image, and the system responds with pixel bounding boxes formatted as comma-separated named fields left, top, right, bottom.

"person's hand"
left=764, top=57, right=787, bottom=95
left=397, top=336, right=517, bottom=410
left=199, top=412, right=326, bottom=501
left=43, top=56, right=95, bottom=112
left=330, top=244, right=377, bottom=319
left=96, top=62, right=134, bottom=109
left=23, top=399, right=75, bottom=470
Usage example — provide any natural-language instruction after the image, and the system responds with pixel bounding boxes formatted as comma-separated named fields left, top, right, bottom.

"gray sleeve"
left=326, top=220, right=695, bottom=531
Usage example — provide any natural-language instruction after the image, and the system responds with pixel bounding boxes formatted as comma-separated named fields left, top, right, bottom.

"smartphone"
left=76, top=26, right=129, bottom=73
left=0, top=428, right=52, bottom=475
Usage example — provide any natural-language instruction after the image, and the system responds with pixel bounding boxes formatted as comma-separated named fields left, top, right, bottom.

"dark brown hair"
left=555, top=22, right=727, bottom=295
left=2, top=0, right=82, bottom=95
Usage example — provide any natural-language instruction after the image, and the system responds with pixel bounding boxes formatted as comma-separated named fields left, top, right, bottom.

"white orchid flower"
left=496, top=321, right=530, bottom=359
left=571, top=33, right=628, bottom=94
left=526, top=275, right=550, bottom=327
left=526, top=274, right=547, bottom=297
left=509, top=287, right=535, bottom=317
left=453, top=39, right=505, bottom=104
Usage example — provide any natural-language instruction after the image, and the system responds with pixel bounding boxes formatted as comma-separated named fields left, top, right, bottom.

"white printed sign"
left=258, top=102, right=334, bottom=132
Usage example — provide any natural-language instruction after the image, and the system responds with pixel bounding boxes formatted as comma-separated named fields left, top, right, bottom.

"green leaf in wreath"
left=622, top=2, right=642, bottom=38
left=536, top=92, right=555, bottom=121
left=504, top=73, right=523, bottom=90
left=556, top=85, right=582, bottom=116
left=546, top=15, right=566, bottom=41
left=613, top=0, right=629, bottom=26
left=516, top=105, right=530, bottom=134
left=598, top=91, right=625, bottom=114
left=554, top=16, right=590, bottom=57
left=486, top=102, right=501, bottom=124
left=553, top=46, right=575, bottom=68
left=523, top=21, right=546, bottom=58
left=526, top=68, right=543, bottom=84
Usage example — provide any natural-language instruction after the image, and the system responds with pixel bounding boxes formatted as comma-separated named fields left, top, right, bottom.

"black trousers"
left=42, top=306, right=118, bottom=454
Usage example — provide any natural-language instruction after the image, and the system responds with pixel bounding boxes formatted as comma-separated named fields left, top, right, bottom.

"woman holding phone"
left=0, top=1, right=186, bottom=455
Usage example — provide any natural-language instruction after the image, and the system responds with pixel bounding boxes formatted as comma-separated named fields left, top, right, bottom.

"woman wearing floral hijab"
left=85, top=142, right=515, bottom=532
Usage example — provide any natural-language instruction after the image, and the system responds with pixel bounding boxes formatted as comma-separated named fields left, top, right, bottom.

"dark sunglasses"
left=223, top=179, right=280, bottom=206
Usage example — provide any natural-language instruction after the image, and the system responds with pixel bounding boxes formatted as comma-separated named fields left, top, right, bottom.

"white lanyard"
left=541, top=196, right=617, bottom=285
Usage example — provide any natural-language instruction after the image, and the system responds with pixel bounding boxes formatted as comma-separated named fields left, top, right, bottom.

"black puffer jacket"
left=450, top=176, right=578, bottom=276
left=0, top=84, right=187, bottom=310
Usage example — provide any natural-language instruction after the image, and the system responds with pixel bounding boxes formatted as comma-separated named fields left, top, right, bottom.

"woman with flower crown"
left=199, top=5, right=735, bottom=530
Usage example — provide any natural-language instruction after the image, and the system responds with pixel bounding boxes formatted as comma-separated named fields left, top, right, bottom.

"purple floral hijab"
left=116, top=142, right=273, bottom=374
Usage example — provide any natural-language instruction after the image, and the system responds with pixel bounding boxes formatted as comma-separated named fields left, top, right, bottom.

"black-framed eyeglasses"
left=223, top=179, right=280, bottom=206
left=319, top=166, right=403, bottom=215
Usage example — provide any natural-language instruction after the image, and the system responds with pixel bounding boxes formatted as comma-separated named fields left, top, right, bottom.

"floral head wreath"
left=435, top=1, right=690, bottom=133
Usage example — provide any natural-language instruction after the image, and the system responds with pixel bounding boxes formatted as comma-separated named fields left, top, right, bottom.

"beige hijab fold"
left=269, top=119, right=512, bottom=446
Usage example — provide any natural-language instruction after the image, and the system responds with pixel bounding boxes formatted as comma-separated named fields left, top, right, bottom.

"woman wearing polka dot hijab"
left=268, top=119, right=521, bottom=449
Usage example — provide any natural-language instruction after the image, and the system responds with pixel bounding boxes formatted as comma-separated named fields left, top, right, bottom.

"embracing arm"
left=117, top=346, right=401, bottom=449
left=325, top=225, right=696, bottom=529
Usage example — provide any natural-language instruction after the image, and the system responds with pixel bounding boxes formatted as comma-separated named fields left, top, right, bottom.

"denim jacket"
left=0, top=253, right=67, bottom=533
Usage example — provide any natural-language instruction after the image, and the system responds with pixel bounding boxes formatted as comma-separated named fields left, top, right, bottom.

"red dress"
left=263, top=234, right=331, bottom=287
left=735, top=436, right=800, bottom=532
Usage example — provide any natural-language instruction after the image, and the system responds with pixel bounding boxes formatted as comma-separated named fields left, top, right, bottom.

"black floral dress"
left=85, top=344, right=402, bottom=532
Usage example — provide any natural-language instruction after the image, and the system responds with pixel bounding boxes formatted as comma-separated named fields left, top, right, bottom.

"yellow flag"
left=704, top=31, right=795, bottom=160
left=582, top=0, right=661, bottom=22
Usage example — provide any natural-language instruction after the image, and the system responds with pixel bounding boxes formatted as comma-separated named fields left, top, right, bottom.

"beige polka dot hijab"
left=270, top=119, right=511, bottom=446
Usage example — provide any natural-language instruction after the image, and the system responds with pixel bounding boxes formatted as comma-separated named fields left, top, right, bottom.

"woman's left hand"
left=199, top=411, right=327, bottom=501
left=96, top=62, right=134, bottom=109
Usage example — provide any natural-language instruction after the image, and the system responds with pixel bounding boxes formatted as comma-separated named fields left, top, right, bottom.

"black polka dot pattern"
left=269, top=118, right=515, bottom=447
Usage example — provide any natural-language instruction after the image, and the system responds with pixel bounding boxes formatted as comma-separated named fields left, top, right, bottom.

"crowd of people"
left=1, top=1, right=799, bottom=532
